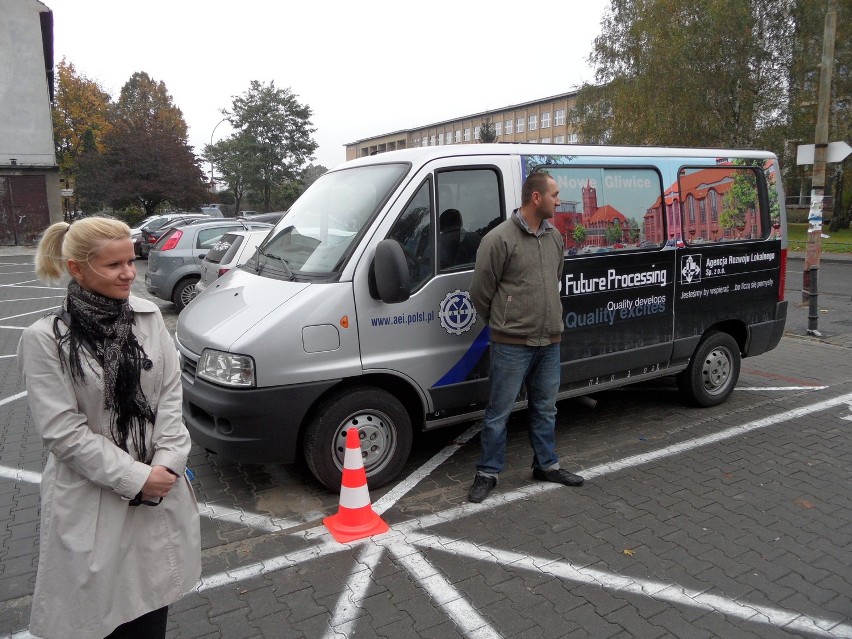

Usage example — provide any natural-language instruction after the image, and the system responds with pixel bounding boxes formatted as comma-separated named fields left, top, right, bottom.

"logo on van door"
left=680, top=255, right=702, bottom=284
left=439, top=290, right=477, bottom=335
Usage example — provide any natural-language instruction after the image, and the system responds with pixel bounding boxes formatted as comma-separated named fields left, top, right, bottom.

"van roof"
left=337, top=143, right=776, bottom=171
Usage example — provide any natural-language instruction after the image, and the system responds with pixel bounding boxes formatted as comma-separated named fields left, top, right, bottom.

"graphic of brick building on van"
left=645, top=162, right=765, bottom=245
left=552, top=180, right=630, bottom=252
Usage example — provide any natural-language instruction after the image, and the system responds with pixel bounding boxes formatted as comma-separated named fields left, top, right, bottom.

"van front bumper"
left=182, top=376, right=340, bottom=464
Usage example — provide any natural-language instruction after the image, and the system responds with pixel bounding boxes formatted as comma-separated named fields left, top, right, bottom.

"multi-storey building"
left=344, top=90, right=579, bottom=161
left=0, top=0, right=61, bottom=244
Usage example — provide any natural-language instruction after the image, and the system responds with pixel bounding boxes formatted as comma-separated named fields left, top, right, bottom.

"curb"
left=786, top=251, right=852, bottom=264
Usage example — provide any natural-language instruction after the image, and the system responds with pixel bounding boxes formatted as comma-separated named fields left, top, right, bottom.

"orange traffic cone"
left=323, top=427, right=390, bottom=543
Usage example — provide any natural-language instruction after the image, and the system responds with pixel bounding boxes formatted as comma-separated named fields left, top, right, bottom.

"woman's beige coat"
left=18, top=296, right=201, bottom=639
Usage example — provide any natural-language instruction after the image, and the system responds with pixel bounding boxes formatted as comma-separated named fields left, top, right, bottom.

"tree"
left=302, top=163, right=328, bottom=189
left=479, top=116, right=498, bottom=143
left=205, top=132, right=251, bottom=214
left=52, top=59, right=112, bottom=212
left=224, top=81, right=318, bottom=212
left=784, top=1, right=851, bottom=231
left=573, top=223, right=587, bottom=245
left=76, top=72, right=207, bottom=216
left=572, top=0, right=796, bottom=150
left=605, top=221, right=623, bottom=245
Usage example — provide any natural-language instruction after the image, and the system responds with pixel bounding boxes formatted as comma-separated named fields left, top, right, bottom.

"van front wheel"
left=303, top=387, right=413, bottom=492
left=677, top=331, right=741, bottom=407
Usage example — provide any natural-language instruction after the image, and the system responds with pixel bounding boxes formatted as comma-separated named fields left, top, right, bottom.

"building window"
left=528, top=115, right=537, bottom=131
left=516, top=118, right=524, bottom=133
left=430, top=135, right=436, bottom=146
left=541, top=112, right=551, bottom=128
left=541, top=137, right=551, bottom=143
left=474, top=126, right=480, bottom=140
left=445, top=132, right=452, bottom=144
left=567, top=132, right=578, bottom=144
left=554, top=135, right=565, bottom=143
left=455, top=130, right=461, bottom=143
left=529, top=139, right=537, bottom=143
left=505, top=119, right=513, bottom=134
left=555, top=109, right=566, bottom=126
left=422, top=137, right=428, bottom=147
left=495, top=121, right=502, bottom=136
left=464, top=128, right=471, bottom=142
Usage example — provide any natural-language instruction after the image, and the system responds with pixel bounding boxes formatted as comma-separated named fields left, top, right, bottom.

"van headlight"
left=197, top=349, right=256, bottom=387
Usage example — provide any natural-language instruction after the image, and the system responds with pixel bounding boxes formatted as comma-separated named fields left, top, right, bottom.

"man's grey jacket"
left=470, top=212, right=564, bottom=347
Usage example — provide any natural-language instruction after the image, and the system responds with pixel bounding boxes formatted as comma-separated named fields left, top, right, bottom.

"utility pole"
left=802, top=0, right=837, bottom=337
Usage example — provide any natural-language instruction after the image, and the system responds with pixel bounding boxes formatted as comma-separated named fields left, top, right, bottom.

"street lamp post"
left=209, top=117, right=229, bottom=192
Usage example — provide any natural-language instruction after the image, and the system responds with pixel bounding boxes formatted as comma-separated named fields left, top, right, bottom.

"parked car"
left=199, top=205, right=224, bottom=217
left=137, top=214, right=208, bottom=258
left=145, top=219, right=272, bottom=311
left=244, top=211, right=287, bottom=225
left=132, top=214, right=191, bottom=256
left=195, top=228, right=271, bottom=295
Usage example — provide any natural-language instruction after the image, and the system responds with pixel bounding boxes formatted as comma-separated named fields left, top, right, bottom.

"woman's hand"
left=141, top=465, right=178, bottom=499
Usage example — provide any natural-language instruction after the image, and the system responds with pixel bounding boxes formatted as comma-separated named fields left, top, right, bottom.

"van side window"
left=387, top=180, right=433, bottom=291
left=436, top=168, right=502, bottom=271
left=543, top=167, right=663, bottom=254
left=678, top=164, right=770, bottom=243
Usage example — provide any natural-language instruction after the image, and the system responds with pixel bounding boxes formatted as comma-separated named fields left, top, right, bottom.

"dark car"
left=243, top=211, right=287, bottom=225
left=144, top=219, right=272, bottom=311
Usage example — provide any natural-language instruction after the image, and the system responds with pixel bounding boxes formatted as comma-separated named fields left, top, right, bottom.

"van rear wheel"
left=677, top=331, right=741, bottom=407
left=303, top=387, right=413, bottom=492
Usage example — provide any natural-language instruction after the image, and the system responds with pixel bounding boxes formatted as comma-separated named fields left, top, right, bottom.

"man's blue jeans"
left=477, top=342, right=560, bottom=475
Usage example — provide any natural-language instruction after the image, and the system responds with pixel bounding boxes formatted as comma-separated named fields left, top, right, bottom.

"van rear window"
left=677, top=162, right=773, bottom=243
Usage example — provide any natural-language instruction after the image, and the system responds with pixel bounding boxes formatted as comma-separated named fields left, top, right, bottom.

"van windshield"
left=254, top=163, right=408, bottom=278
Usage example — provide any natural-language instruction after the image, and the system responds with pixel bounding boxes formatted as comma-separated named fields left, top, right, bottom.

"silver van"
left=176, top=144, right=788, bottom=490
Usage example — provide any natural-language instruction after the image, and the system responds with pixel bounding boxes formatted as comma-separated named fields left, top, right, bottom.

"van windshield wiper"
left=257, top=249, right=295, bottom=281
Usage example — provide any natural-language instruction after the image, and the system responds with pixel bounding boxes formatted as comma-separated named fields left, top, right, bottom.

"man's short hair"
left=521, top=171, right=554, bottom=205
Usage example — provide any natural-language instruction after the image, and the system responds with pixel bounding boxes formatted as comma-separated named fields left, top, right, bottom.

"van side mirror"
left=369, top=239, right=411, bottom=303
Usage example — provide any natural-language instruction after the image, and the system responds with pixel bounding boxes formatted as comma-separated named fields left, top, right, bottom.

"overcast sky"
left=44, top=0, right=611, bottom=170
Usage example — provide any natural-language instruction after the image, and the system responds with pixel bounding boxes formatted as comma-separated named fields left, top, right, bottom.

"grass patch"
left=787, top=223, right=852, bottom=253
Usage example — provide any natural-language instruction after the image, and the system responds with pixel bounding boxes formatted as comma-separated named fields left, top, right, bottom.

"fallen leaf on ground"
left=793, top=498, right=816, bottom=509
left=622, top=549, right=635, bottom=556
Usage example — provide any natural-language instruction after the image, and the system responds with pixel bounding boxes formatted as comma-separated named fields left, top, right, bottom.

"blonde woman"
left=17, top=218, right=201, bottom=638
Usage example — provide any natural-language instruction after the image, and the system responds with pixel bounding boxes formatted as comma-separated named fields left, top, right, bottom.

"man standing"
left=468, top=171, right=584, bottom=503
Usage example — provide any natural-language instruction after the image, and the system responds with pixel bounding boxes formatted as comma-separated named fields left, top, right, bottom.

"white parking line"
left=193, top=389, right=852, bottom=638
left=0, top=295, right=65, bottom=303
left=737, top=385, right=828, bottom=391
left=6, top=389, right=852, bottom=637
left=415, top=535, right=852, bottom=638
left=0, top=308, right=61, bottom=322
left=389, top=542, right=501, bottom=638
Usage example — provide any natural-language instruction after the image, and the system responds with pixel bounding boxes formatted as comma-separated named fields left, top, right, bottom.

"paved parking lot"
left=0, top=249, right=850, bottom=638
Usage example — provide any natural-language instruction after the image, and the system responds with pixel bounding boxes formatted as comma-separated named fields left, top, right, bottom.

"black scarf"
left=53, top=280, right=156, bottom=462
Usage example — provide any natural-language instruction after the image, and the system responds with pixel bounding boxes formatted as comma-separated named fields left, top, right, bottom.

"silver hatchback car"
left=145, top=218, right=272, bottom=311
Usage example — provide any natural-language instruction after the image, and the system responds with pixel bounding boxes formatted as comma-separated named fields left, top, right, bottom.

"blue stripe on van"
left=433, top=326, right=490, bottom=387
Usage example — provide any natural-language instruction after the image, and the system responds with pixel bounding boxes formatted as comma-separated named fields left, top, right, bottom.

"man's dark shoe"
left=533, top=467, right=584, bottom=487
left=468, top=473, right=497, bottom=503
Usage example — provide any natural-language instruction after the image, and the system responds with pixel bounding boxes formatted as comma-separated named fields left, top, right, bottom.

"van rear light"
left=218, top=267, right=230, bottom=277
left=778, top=248, right=787, bottom=301
left=160, top=230, right=183, bottom=252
